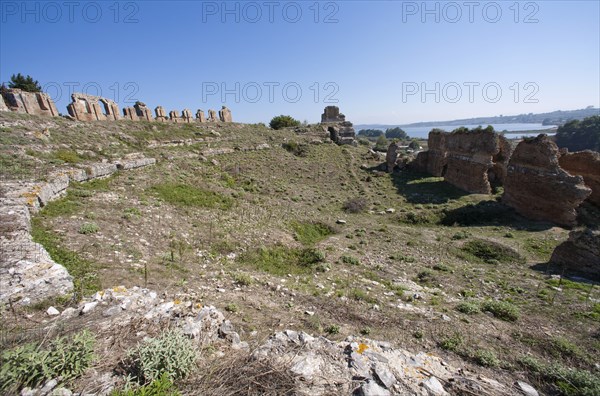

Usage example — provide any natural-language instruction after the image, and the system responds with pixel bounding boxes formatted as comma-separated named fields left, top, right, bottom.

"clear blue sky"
left=1, top=1, right=598, bottom=124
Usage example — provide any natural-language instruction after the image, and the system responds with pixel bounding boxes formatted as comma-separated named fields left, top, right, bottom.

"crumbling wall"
left=488, top=135, right=513, bottom=185
left=182, top=109, right=193, bottom=123
left=444, top=129, right=499, bottom=194
left=208, top=109, right=218, bottom=122
left=320, top=106, right=356, bottom=145
left=1, top=88, right=59, bottom=117
left=155, top=106, right=167, bottom=122
left=123, top=107, right=138, bottom=121
left=502, top=135, right=591, bottom=227
left=67, top=93, right=120, bottom=121
left=196, top=109, right=206, bottom=122
left=559, top=150, right=600, bottom=207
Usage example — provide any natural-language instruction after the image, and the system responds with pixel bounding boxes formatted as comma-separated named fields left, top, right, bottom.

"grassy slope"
left=1, top=112, right=598, bottom=395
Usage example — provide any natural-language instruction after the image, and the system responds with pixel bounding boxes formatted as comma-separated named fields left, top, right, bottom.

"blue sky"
left=1, top=0, right=599, bottom=124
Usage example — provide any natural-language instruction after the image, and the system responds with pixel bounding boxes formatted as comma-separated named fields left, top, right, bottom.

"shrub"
left=79, top=222, right=100, bottom=234
left=456, top=301, right=480, bottom=315
left=461, top=239, right=523, bottom=264
left=0, top=330, right=95, bottom=392
left=8, top=73, right=42, bottom=92
left=282, top=141, right=309, bottom=157
left=325, top=324, right=340, bottom=335
left=127, top=329, right=196, bottom=382
left=111, top=373, right=181, bottom=396
left=481, top=300, right=519, bottom=322
left=225, top=303, right=239, bottom=313
left=341, top=255, right=360, bottom=266
left=439, top=333, right=463, bottom=352
left=238, top=245, right=325, bottom=276
left=269, top=115, right=301, bottom=130
left=343, top=197, right=368, bottom=213
left=233, top=273, right=253, bottom=286
left=291, top=221, right=335, bottom=245
left=54, top=149, right=81, bottom=164
left=474, top=349, right=501, bottom=367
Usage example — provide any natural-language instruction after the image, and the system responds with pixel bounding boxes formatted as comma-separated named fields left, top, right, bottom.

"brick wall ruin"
left=558, top=150, right=600, bottom=207
left=0, top=89, right=233, bottom=124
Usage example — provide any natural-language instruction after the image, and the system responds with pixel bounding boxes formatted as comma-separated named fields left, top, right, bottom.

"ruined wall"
left=443, top=129, right=499, bottom=194
left=559, top=150, right=600, bottom=207
left=155, top=106, right=167, bottom=122
left=550, top=228, right=600, bottom=281
left=488, top=135, right=513, bottom=185
left=67, top=93, right=121, bottom=121
left=1, top=88, right=59, bottom=117
left=321, top=105, right=346, bottom=123
left=196, top=109, right=206, bottom=122
left=502, top=135, right=591, bottom=227
left=208, top=109, right=218, bottom=122
left=425, top=131, right=448, bottom=177
left=135, top=102, right=153, bottom=121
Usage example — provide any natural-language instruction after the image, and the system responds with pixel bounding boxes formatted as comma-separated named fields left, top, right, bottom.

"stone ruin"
left=208, top=109, right=218, bottom=122
left=550, top=228, right=600, bottom=281
left=155, top=106, right=168, bottom=122
left=320, top=106, right=357, bottom=146
left=0, top=88, right=59, bottom=117
left=196, top=109, right=206, bottom=122
left=410, top=130, right=599, bottom=228
left=135, top=102, right=153, bottom=121
left=412, top=128, right=512, bottom=194
left=502, top=135, right=591, bottom=227
left=67, top=93, right=121, bottom=121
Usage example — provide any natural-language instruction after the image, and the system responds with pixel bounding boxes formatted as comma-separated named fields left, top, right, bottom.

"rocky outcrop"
left=559, top=150, right=600, bottom=207
left=503, top=135, right=591, bottom=227
left=1, top=88, right=59, bottom=117
left=67, top=93, right=121, bottom=121
left=0, top=156, right=156, bottom=306
left=254, top=329, right=519, bottom=396
left=550, top=228, right=600, bottom=281
left=0, top=201, right=73, bottom=306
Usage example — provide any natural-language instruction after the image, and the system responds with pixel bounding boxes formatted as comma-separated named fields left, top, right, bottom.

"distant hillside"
left=356, top=106, right=600, bottom=131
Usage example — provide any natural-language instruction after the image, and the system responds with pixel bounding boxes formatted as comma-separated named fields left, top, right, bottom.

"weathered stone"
left=444, top=129, right=499, bottom=194
left=207, top=109, right=218, bottom=122
left=115, top=157, right=156, bottom=170
left=67, top=93, right=120, bottom=121
left=422, top=376, right=448, bottom=395
left=122, top=107, right=138, bottom=121
left=181, top=109, right=193, bottom=123
left=83, top=163, right=118, bottom=179
left=36, top=173, right=70, bottom=207
left=196, top=109, right=206, bottom=122
left=559, top=150, right=600, bottom=207
left=47, top=306, right=60, bottom=316
left=1, top=88, right=59, bottom=117
left=0, top=202, right=73, bottom=306
left=169, top=110, right=181, bottom=123
left=154, top=106, right=168, bottom=122
left=134, top=102, right=153, bottom=121
left=386, top=141, right=400, bottom=173
left=489, top=135, right=513, bottom=185
left=503, top=135, right=591, bottom=227
left=218, top=106, right=233, bottom=122
left=321, top=105, right=346, bottom=123
left=360, top=380, right=391, bottom=396
left=516, top=381, right=539, bottom=396
left=550, top=228, right=600, bottom=281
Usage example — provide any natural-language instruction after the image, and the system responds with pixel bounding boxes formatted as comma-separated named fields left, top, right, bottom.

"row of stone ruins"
left=0, top=88, right=233, bottom=123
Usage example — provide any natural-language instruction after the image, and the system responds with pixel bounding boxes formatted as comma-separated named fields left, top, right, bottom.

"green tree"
left=555, top=115, right=600, bottom=152
left=374, top=135, right=388, bottom=151
left=408, top=139, right=421, bottom=150
left=357, top=129, right=384, bottom=138
left=385, top=127, right=408, bottom=140
left=8, top=73, right=42, bottom=92
left=269, top=115, right=301, bottom=130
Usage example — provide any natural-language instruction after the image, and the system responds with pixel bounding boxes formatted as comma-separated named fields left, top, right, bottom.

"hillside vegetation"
left=1, top=111, right=599, bottom=395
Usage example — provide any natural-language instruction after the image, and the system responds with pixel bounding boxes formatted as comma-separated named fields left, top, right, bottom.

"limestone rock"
left=503, top=135, right=591, bottom=227
left=550, top=228, right=600, bottom=281
left=516, top=381, right=539, bottom=396
left=559, top=150, right=600, bottom=207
